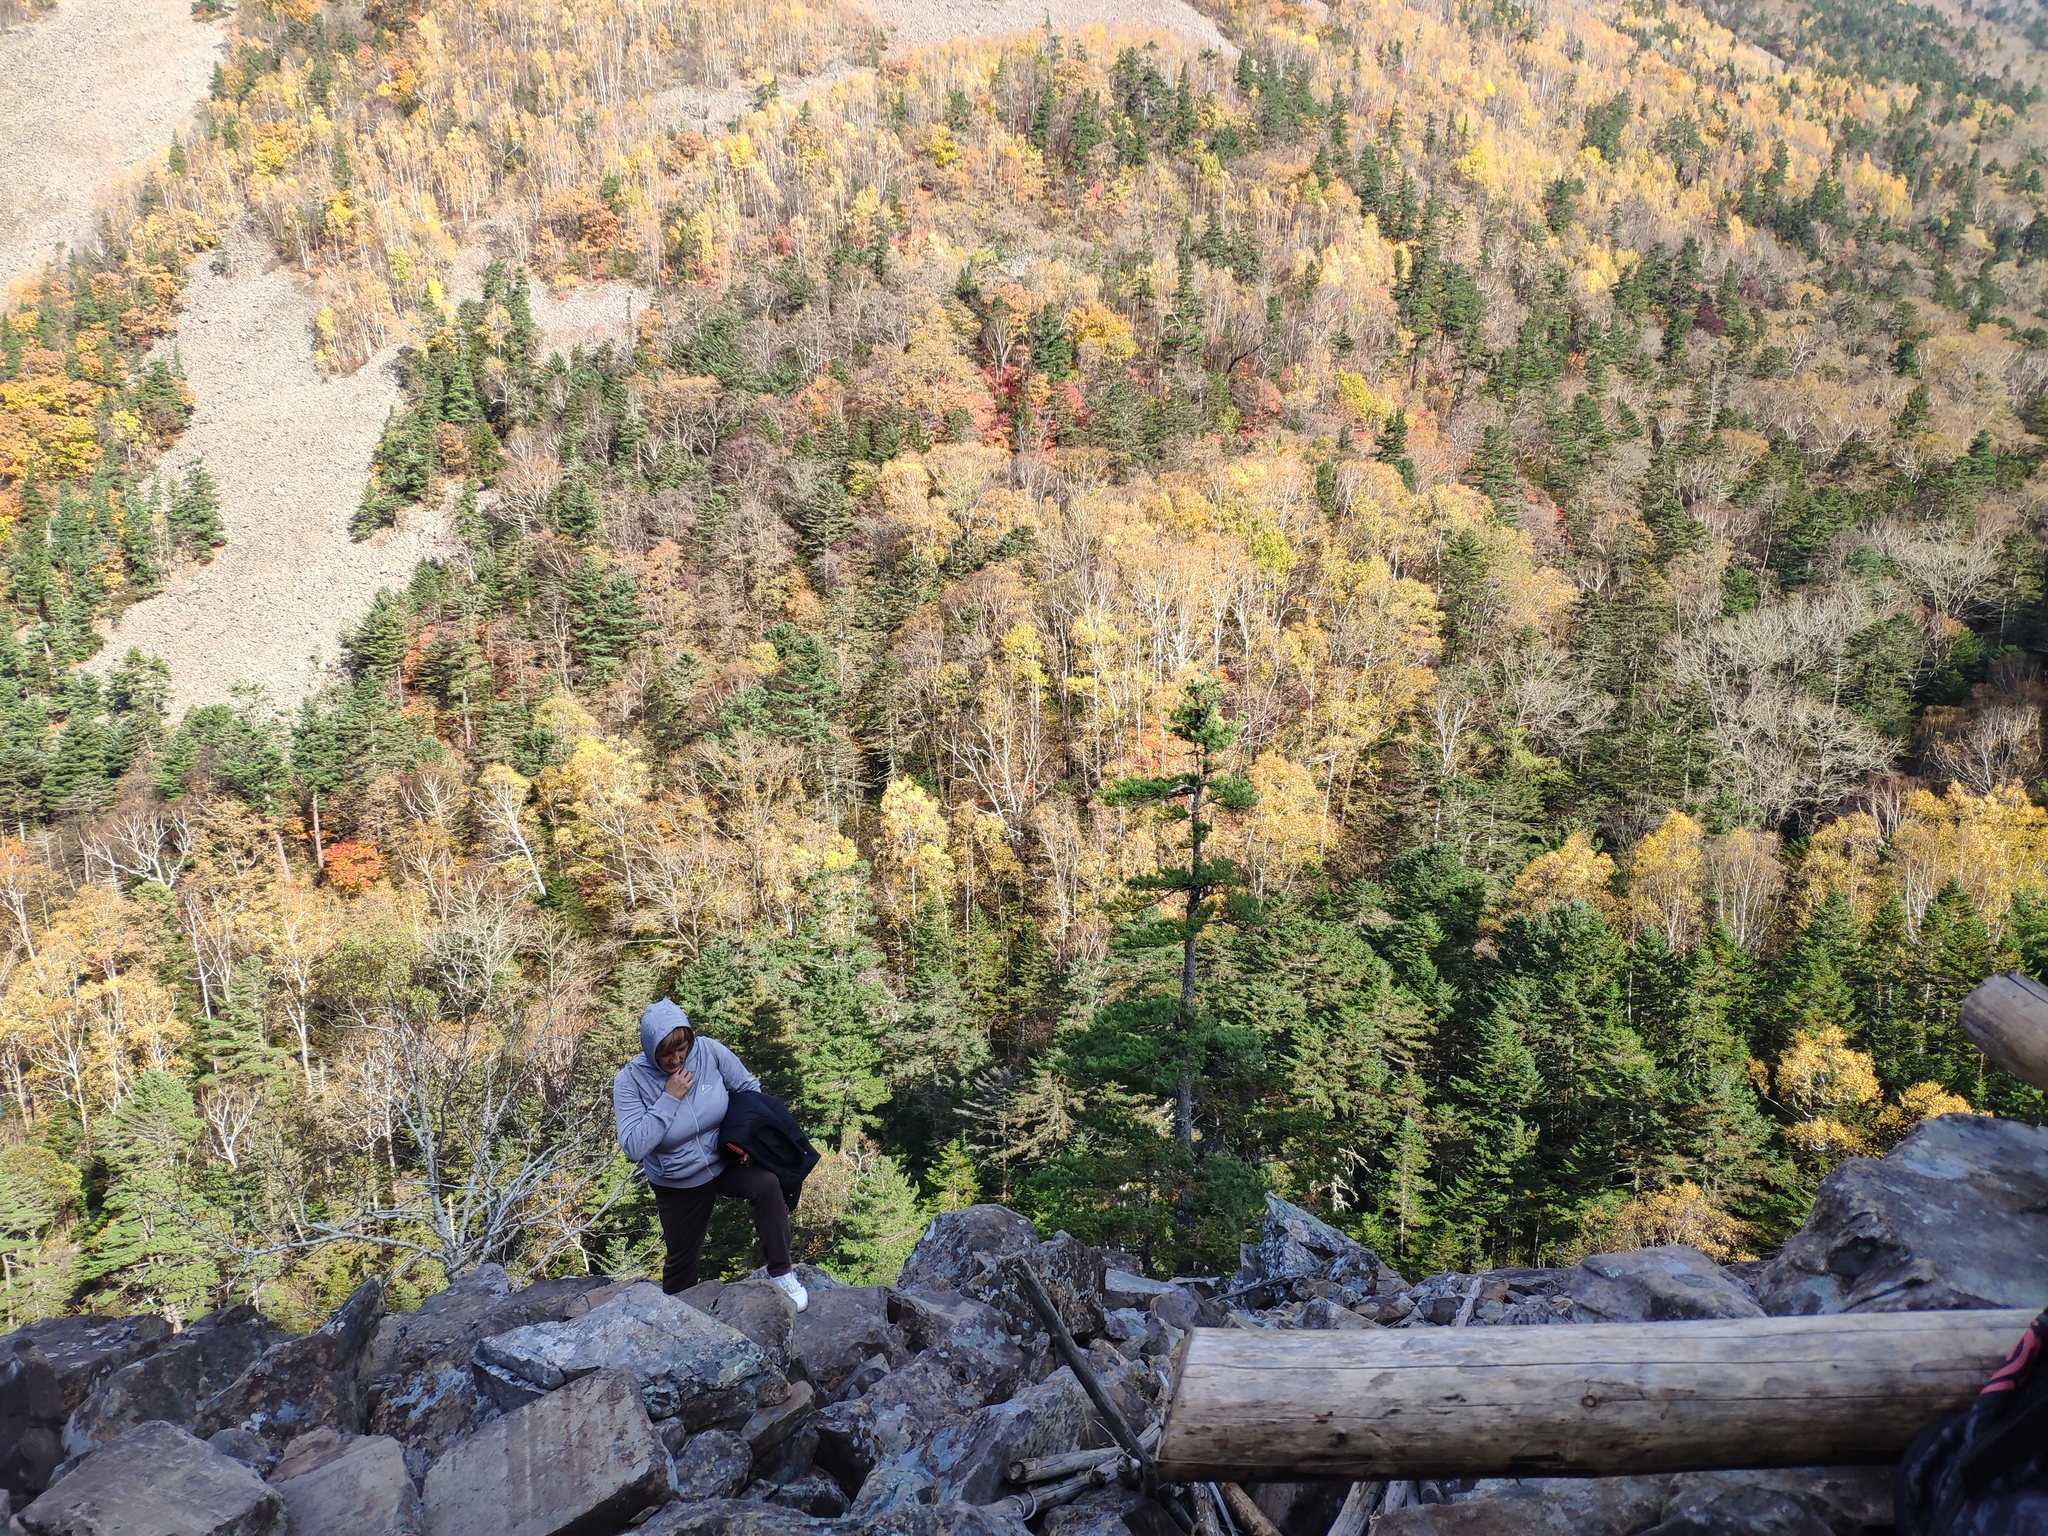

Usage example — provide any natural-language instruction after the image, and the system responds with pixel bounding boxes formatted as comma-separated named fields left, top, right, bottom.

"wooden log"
left=1156, top=1308, right=2032, bottom=1481
left=1959, top=971, right=2048, bottom=1090
left=1219, top=1482, right=1285, bottom=1536
left=1011, top=1424, right=1162, bottom=1485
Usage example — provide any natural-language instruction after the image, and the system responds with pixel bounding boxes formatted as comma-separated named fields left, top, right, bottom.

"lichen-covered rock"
left=897, top=1207, right=1038, bottom=1296
left=13, top=1316, right=170, bottom=1414
left=17, top=1420, right=283, bottom=1536
left=204, top=1428, right=272, bottom=1474
left=1038, top=1485, right=1146, bottom=1536
left=195, top=1277, right=388, bottom=1450
left=708, top=1280, right=798, bottom=1361
left=635, top=1498, right=838, bottom=1536
left=1373, top=1477, right=1669, bottom=1536
left=920, top=1364, right=1095, bottom=1505
left=358, top=1266, right=613, bottom=1478
left=787, top=1285, right=909, bottom=1399
left=938, top=1501, right=1035, bottom=1536
left=812, top=1396, right=876, bottom=1493
left=754, top=1471, right=849, bottom=1517
left=1757, top=1113, right=2048, bottom=1315
left=1235, top=1195, right=1404, bottom=1297
left=272, top=1430, right=424, bottom=1536
left=671, top=1427, right=754, bottom=1500
left=1567, top=1247, right=1766, bottom=1323
left=62, top=1317, right=268, bottom=1459
left=0, top=1336, right=64, bottom=1503
left=420, top=1367, right=668, bottom=1536
left=1658, top=1467, right=1893, bottom=1534
left=474, top=1282, right=787, bottom=1428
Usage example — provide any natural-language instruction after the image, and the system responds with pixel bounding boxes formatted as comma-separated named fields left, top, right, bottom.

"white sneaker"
left=770, top=1271, right=808, bottom=1312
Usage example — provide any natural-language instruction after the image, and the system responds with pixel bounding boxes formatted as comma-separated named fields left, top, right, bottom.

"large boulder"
left=62, top=1315, right=269, bottom=1458
left=1757, top=1114, right=2048, bottom=1314
left=1567, top=1248, right=1766, bottom=1323
left=17, top=1420, right=283, bottom=1536
left=271, top=1429, right=424, bottom=1536
left=636, top=1499, right=838, bottom=1536
left=863, top=1334, right=1024, bottom=1441
left=13, top=1315, right=170, bottom=1413
left=787, top=1285, right=910, bottom=1398
left=0, top=1335, right=64, bottom=1503
left=357, top=1268, right=616, bottom=1476
left=473, top=1282, right=787, bottom=1428
left=672, top=1428, right=754, bottom=1500
left=195, top=1277, right=388, bottom=1450
left=421, top=1367, right=668, bottom=1536
left=919, top=1364, right=1094, bottom=1505
left=1235, top=1195, right=1404, bottom=1297
left=1656, top=1467, right=1893, bottom=1534
left=1373, top=1477, right=1669, bottom=1536
left=897, top=1208, right=1038, bottom=1296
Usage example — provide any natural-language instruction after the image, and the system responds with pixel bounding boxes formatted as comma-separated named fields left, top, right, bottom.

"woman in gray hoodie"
left=613, top=998, right=807, bottom=1310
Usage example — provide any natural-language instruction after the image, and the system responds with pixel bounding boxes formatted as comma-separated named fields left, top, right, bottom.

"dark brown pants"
left=652, top=1164, right=792, bottom=1293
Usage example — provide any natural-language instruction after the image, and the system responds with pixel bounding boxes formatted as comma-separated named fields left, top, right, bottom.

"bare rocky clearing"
left=78, top=0, right=1229, bottom=720
left=856, top=0, right=1231, bottom=58
left=87, top=229, right=453, bottom=717
left=0, top=0, right=223, bottom=288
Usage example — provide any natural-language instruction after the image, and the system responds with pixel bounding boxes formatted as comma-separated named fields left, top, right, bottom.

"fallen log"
left=1156, top=1307, right=2032, bottom=1480
left=1010, top=1423, right=1162, bottom=1485
left=1958, top=971, right=2048, bottom=1090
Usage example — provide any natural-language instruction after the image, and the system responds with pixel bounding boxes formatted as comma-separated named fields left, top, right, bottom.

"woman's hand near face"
left=664, top=1066, right=695, bottom=1100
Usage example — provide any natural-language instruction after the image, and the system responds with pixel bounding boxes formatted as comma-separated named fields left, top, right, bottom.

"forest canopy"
left=1, top=0, right=2047, bottom=1320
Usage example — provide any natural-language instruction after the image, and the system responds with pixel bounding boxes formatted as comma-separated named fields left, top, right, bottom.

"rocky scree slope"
left=0, top=1110, right=2035, bottom=1536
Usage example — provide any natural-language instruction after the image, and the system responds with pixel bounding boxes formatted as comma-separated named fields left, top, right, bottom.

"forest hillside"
left=0, top=0, right=2046, bottom=1325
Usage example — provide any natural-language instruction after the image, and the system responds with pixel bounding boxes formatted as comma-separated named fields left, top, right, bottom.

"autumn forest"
left=0, top=0, right=2044, bottom=1325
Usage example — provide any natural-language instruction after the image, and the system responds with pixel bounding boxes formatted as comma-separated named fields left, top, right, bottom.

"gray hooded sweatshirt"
left=613, top=999, right=759, bottom=1189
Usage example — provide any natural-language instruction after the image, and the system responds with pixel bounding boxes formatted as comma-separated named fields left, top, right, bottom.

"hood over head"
left=640, top=998, right=694, bottom=1073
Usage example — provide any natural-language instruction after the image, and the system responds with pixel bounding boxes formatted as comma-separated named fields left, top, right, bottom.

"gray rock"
left=12, top=1317, right=170, bottom=1413
left=1102, top=1271, right=1174, bottom=1310
left=195, top=1278, right=389, bottom=1450
left=862, top=1343, right=1022, bottom=1441
left=17, top=1420, right=283, bottom=1536
left=1296, top=1298, right=1376, bottom=1330
left=1236, top=1195, right=1402, bottom=1295
left=812, top=1397, right=876, bottom=1492
left=897, top=1208, right=1038, bottom=1296
left=1038, top=1485, right=1146, bottom=1536
left=787, top=1286, right=909, bottom=1399
left=937, top=1499, right=1033, bottom=1536
left=1148, top=1287, right=1226, bottom=1333
left=755, top=1471, right=848, bottom=1517
left=634, top=1499, right=837, bottom=1536
left=744, top=1379, right=815, bottom=1456
left=671, top=1428, right=753, bottom=1500
left=1101, top=1308, right=1149, bottom=1346
left=0, top=1338, right=63, bottom=1503
left=1637, top=1484, right=1837, bottom=1536
left=1660, top=1467, right=1893, bottom=1533
left=358, top=1267, right=613, bottom=1477
left=710, top=1281, right=797, bottom=1362
left=847, top=1464, right=936, bottom=1524
left=1373, top=1477, right=1669, bottom=1536
left=421, top=1367, right=668, bottom=1536
left=273, top=1431, right=423, bottom=1536
left=921, top=1364, right=1094, bottom=1505
left=1568, top=1247, right=1766, bottom=1323
left=472, top=1282, right=787, bottom=1428
left=62, top=1318, right=268, bottom=1459
left=204, top=1429, right=272, bottom=1474
left=1757, top=1114, right=2048, bottom=1314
